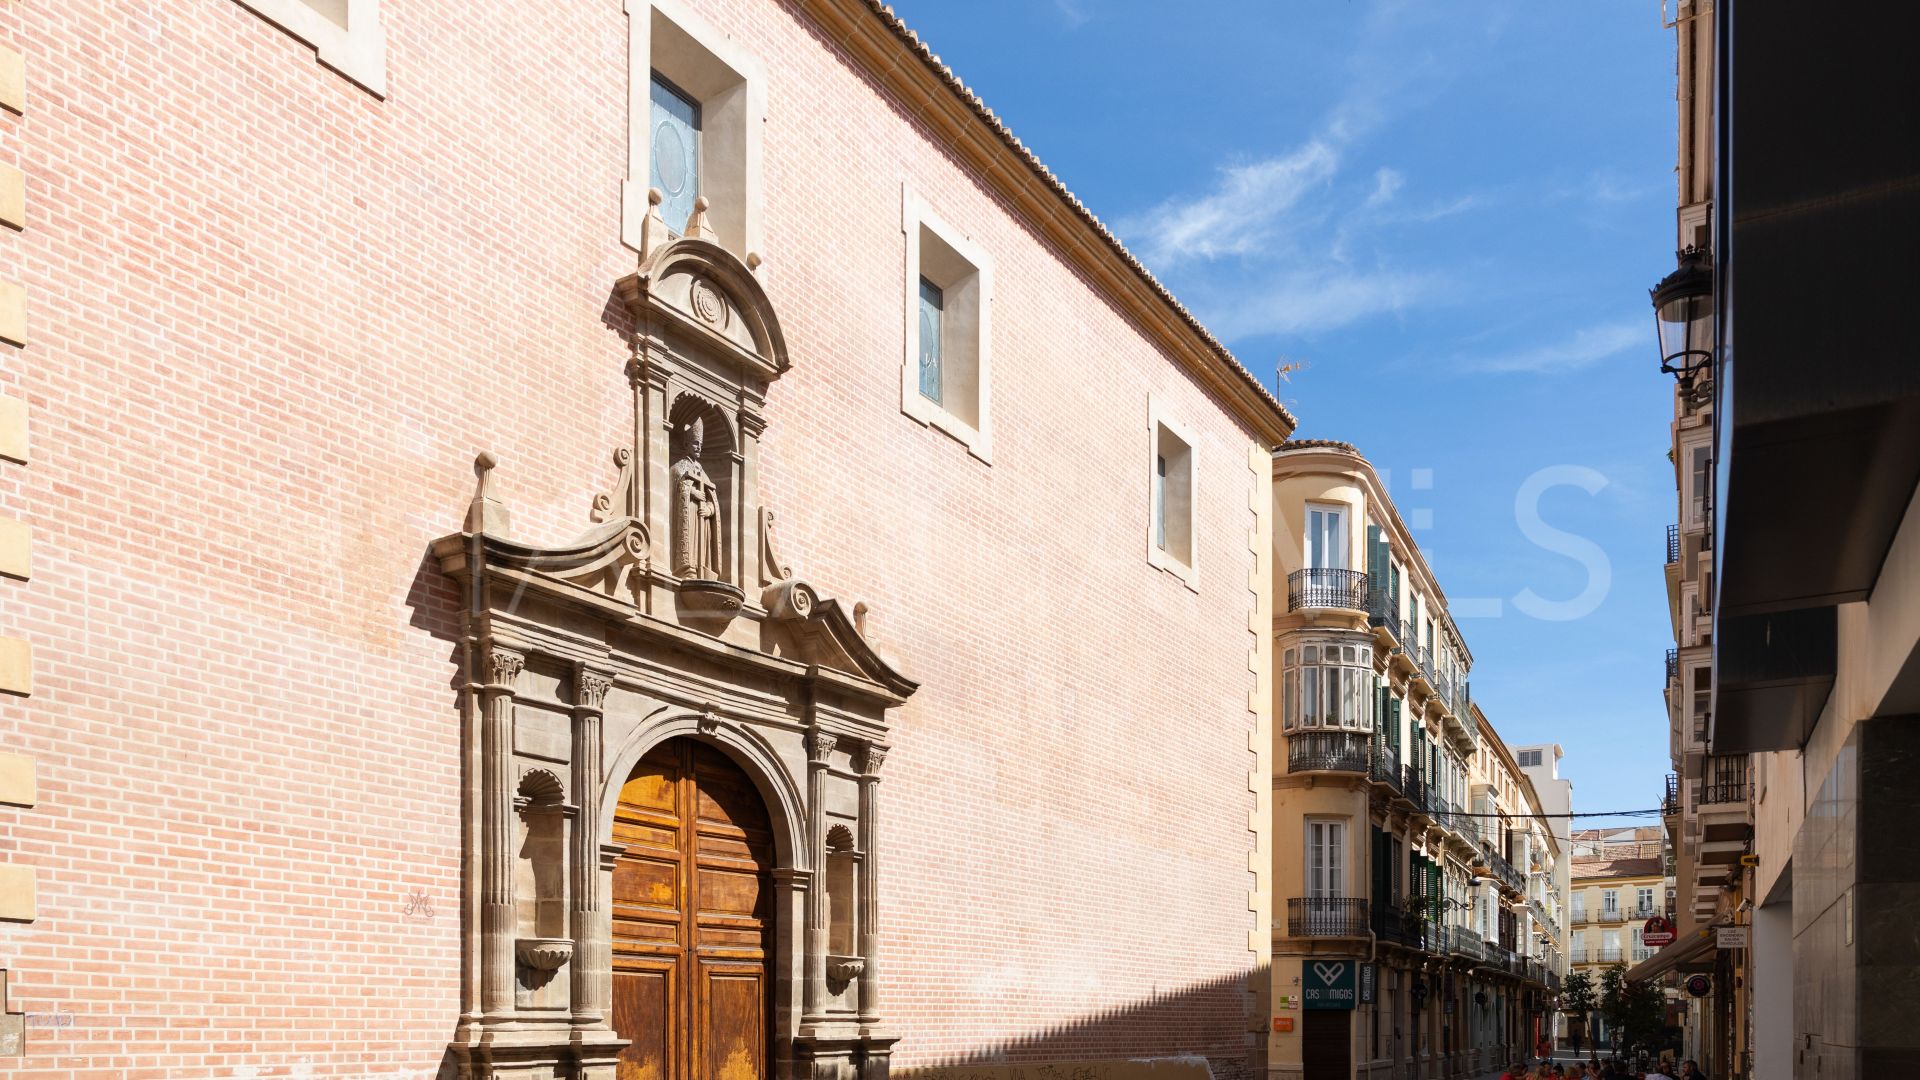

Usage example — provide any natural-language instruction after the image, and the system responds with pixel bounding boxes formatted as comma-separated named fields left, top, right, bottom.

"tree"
left=1599, top=963, right=1665, bottom=1057
left=1562, top=969, right=1597, bottom=1058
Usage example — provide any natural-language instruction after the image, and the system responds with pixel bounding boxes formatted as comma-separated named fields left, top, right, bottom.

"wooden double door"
left=611, top=738, right=776, bottom=1080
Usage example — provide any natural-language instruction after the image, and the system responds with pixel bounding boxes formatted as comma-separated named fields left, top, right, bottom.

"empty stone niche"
left=514, top=768, right=572, bottom=1009
left=823, top=823, right=863, bottom=1011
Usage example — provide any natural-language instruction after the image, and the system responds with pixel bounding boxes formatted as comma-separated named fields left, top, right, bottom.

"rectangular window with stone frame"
left=632, top=4, right=764, bottom=258
left=900, top=190, right=992, bottom=461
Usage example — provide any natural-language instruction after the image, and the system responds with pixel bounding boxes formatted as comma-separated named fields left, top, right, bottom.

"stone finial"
left=641, top=187, right=669, bottom=260
left=466, top=451, right=512, bottom=536
left=684, top=196, right=717, bottom=242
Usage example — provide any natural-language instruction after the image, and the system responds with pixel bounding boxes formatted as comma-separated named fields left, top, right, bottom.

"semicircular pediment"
left=619, top=237, right=789, bottom=379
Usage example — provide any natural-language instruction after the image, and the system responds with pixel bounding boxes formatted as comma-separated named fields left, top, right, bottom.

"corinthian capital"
left=487, top=650, right=525, bottom=689
left=576, top=669, right=614, bottom=711
left=806, top=730, right=838, bottom=763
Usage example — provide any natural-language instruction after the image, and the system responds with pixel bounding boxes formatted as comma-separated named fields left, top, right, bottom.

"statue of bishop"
left=670, top=417, right=722, bottom=579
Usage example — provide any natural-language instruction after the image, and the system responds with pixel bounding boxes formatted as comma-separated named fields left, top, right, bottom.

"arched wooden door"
left=611, top=738, right=776, bottom=1080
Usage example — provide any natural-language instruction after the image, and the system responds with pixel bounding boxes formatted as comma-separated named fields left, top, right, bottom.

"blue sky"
left=889, top=0, right=1679, bottom=816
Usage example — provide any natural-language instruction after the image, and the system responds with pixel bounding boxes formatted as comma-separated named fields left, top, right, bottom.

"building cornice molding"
left=1271, top=445, right=1474, bottom=667
left=793, top=0, right=1295, bottom=445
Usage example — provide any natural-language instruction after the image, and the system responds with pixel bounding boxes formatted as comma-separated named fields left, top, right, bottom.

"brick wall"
left=0, top=0, right=1265, bottom=1075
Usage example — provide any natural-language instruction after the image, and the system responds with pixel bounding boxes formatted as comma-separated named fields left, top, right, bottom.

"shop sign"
left=1359, top=963, right=1377, bottom=1004
left=1716, top=926, right=1749, bottom=949
left=1303, top=960, right=1358, bottom=1011
left=1643, top=915, right=1676, bottom=948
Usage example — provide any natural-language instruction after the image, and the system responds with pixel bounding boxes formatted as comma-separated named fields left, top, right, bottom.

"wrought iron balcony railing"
left=1667, top=523, right=1680, bottom=563
left=1665, top=647, right=1679, bottom=683
left=1288, top=568, right=1370, bottom=612
left=1598, top=946, right=1624, bottom=963
left=1402, top=764, right=1430, bottom=813
left=1370, top=743, right=1402, bottom=791
left=1286, top=730, right=1372, bottom=774
left=1371, top=902, right=1412, bottom=945
left=1368, top=586, right=1398, bottom=632
left=1695, top=755, right=1750, bottom=807
left=1287, top=896, right=1370, bottom=937
left=1400, top=620, right=1433, bottom=680
left=1662, top=773, right=1681, bottom=816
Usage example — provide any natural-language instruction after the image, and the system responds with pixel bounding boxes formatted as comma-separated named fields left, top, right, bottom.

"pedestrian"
left=1643, top=1061, right=1676, bottom=1080
left=1679, top=1060, right=1708, bottom=1080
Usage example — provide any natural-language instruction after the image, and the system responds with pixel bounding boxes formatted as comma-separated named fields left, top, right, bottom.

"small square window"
left=901, top=190, right=992, bottom=461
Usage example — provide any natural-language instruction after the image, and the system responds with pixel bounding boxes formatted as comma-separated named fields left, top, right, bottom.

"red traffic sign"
left=1643, top=915, right=1676, bottom=948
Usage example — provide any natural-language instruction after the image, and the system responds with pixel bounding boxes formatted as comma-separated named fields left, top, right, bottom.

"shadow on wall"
left=898, top=965, right=1269, bottom=1080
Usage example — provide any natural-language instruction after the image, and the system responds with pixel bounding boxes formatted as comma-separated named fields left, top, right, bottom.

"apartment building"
left=0, top=1, right=1299, bottom=1076
left=1631, top=1, right=1920, bottom=1078
left=1569, top=829, right=1672, bottom=1050
left=1269, top=441, right=1559, bottom=1080
left=1625, top=3, right=1755, bottom=1075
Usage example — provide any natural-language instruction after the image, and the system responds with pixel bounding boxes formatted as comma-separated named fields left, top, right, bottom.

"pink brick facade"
left=0, top=1, right=1282, bottom=1076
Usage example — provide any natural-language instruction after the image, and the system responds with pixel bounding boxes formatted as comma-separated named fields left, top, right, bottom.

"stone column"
left=857, top=743, right=886, bottom=1025
left=571, top=668, right=614, bottom=1024
left=481, top=647, right=525, bottom=1019
left=803, top=730, right=835, bottom=1021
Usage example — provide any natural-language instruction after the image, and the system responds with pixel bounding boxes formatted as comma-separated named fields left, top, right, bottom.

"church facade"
left=0, top=1, right=1293, bottom=1078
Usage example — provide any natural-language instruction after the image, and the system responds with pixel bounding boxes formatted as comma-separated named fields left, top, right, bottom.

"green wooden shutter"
left=1367, top=525, right=1388, bottom=601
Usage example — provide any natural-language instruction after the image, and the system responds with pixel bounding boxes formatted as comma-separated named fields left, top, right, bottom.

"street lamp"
left=1650, top=247, right=1714, bottom=384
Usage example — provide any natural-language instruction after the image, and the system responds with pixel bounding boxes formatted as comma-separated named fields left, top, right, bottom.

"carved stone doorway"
left=612, top=738, right=776, bottom=1080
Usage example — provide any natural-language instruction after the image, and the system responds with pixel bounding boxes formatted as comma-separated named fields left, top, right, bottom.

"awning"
left=1624, top=925, right=1718, bottom=983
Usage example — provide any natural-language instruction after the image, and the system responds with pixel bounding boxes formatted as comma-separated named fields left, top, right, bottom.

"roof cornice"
left=794, top=0, right=1297, bottom=445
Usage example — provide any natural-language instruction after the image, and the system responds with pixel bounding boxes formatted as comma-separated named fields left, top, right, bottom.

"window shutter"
left=1366, top=524, right=1388, bottom=600
left=649, top=73, right=701, bottom=234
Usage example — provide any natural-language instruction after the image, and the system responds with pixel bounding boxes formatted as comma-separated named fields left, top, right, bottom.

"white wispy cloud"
left=1122, top=140, right=1339, bottom=266
left=1198, top=268, right=1448, bottom=341
left=1456, top=319, right=1645, bottom=375
left=1114, top=0, right=1503, bottom=343
left=1365, top=168, right=1405, bottom=208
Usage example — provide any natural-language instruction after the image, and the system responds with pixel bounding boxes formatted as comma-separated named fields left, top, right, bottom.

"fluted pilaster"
left=481, top=648, right=524, bottom=1018
left=571, top=667, right=614, bottom=1023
